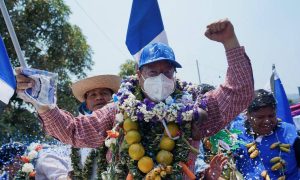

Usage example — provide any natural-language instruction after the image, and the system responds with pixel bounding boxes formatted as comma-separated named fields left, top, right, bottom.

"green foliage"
left=0, top=0, right=93, bottom=144
left=118, top=59, right=136, bottom=78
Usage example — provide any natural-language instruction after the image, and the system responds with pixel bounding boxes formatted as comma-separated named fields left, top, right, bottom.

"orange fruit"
left=123, top=118, right=139, bottom=132
left=125, top=130, right=141, bottom=145
left=156, top=150, right=173, bottom=165
left=159, top=136, right=175, bottom=151
left=128, top=143, right=145, bottom=160
left=138, top=156, right=154, bottom=173
left=164, top=123, right=179, bottom=137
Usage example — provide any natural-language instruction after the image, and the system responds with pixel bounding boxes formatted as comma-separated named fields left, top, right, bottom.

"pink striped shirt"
left=39, top=47, right=254, bottom=179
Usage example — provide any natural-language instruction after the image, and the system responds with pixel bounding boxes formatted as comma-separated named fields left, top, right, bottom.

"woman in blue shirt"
left=232, top=89, right=300, bottom=179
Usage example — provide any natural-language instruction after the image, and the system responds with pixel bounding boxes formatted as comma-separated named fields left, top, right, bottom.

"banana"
left=154, top=175, right=161, bottom=180
left=250, top=149, right=259, bottom=158
left=279, top=143, right=291, bottom=148
left=280, top=159, right=286, bottom=165
left=260, top=170, right=267, bottom=178
left=280, top=146, right=290, bottom=153
left=248, top=145, right=257, bottom=153
left=265, top=174, right=271, bottom=180
left=277, top=176, right=285, bottom=180
left=245, top=142, right=255, bottom=148
left=160, top=170, right=167, bottom=178
left=270, top=142, right=280, bottom=149
left=153, top=167, right=161, bottom=175
left=165, top=166, right=172, bottom=174
left=270, top=157, right=281, bottom=163
left=271, top=162, right=283, bottom=171
left=146, top=172, right=155, bottom=180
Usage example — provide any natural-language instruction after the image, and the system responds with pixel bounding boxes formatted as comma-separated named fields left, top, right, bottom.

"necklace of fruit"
left=245, top=120, right=289, bottom=180
left=123, top=117, right=188, bottom=180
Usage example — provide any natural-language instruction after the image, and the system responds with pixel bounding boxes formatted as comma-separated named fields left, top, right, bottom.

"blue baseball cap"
left=138, top=42, right=182, bottom=69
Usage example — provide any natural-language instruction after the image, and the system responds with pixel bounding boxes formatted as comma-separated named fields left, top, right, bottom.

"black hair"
left=247, top=89, right=276, bottom=113
left=199, top=83, right=215, bottom=94
left=0, top=142, right=26, bottom=168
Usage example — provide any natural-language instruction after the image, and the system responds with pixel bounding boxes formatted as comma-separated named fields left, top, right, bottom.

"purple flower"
left=177, top=110, right=183, bottom=124
left=144, top=98, right=155, bottom=110
left=200, top=97, right=208, bottom=109
left=193, top=108, right=199, bottom=120
left=137, top=112, right=144, bottom=121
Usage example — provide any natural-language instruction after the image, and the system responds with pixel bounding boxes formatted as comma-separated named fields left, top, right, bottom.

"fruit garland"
left=103, top=75, right=207, bottom=179
left=244, top=119, right=288, bottom=180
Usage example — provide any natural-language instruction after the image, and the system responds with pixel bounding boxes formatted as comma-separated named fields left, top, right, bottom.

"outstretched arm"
left=15, top=68, right=115, bottom=147
left=193, top=19, right=254, bottom=138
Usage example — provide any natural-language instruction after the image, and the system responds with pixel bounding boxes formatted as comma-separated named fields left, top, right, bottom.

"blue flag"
left=125, top=0, right=168, bottom=61
left=271, top=65, right=294, bottom=124
left=0, top=36, right=16, bottom=105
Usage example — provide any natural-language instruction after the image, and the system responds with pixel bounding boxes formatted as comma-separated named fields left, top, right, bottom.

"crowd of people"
left=0, top=18, right=299, bottom=180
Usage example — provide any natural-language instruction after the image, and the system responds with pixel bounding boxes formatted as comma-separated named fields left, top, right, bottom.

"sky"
left=64, top=0, right=300, bottom=95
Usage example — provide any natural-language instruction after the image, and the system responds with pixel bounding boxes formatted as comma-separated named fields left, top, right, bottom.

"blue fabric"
left=232, top=120, right=299, bottom=179
left=274, top=77, right=294, bottom=125
left=0, top=36, right=16, bottom=103
left=0, top=171, right=8, bottom=180
left=126, top=0, right=164, bottom=55
left=194, top=141, right=209, bottom=174
left=78, top=102, right=92, bottom=115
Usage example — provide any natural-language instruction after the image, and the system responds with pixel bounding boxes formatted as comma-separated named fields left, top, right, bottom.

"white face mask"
left=142, top=73, right=175, bottom=102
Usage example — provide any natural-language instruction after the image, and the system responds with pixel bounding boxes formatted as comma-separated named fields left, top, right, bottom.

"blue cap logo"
left=139, top=42, right=182, bottom=69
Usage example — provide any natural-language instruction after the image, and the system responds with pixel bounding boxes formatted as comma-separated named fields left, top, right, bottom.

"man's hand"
left=205, top=154, right=228, bottom=180
left=15, top=67, right=51, bottom=113
left=205, top=19, right=240, bottom=50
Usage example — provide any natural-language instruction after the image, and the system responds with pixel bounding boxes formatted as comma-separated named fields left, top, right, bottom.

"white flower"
left=22, top=163, right=34, bottom=173
left=28, top=150, right=38, bottom=160
left=27, top=143, right=39, bottom=152
left=115, top=113, right=124, bottom=123
left=105, top=138, right=117, bottom=147
left=181, top=94, right=193, bottom=104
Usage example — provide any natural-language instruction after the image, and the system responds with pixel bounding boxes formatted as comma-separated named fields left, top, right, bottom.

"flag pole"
left=0, top=0, right=27, bottom=68
left=196, top=59, right=201, bottom=84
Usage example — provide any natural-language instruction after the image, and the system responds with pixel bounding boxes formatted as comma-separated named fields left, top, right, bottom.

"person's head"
left=84, top=88, right=113, bottom=111
left=71, top=75, right=121, bottom=112
left=137, top=42, right=182, bottom=102
left=0, top=142, right=26, bottom=176
left=199, top=83, right=216, bottom=94
left=246, top=89, right=277, bottom=136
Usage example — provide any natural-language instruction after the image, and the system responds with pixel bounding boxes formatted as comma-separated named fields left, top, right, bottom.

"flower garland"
left=15, top=143, right=43, bottom=179
left=115, top=75, right=206, bottom=123
left=70, top=145, right=108, bottom=180
left=103, top=75, right=207, bottom=179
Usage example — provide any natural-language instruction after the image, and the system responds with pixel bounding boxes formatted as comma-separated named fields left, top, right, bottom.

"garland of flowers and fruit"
left=244, top=119, right=288, bottom=180
left=102, top=75, right=207, bottom=180
left=15, top=143, right=43, bottom=179
left=71, top=145, right=108, bottom=179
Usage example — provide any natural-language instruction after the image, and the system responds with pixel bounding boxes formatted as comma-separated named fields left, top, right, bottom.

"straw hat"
left=71, top=75, right=121, bottom=102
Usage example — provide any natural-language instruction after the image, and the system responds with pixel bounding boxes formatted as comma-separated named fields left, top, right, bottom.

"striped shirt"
left=39, top=46, right=254, bottom=179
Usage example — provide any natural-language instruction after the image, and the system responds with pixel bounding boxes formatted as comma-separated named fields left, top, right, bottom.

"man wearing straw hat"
left=35, top=74, right=121, bottom=180
left=71, top=75, right=121, bottom=115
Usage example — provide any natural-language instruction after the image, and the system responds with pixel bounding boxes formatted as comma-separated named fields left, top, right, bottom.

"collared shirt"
left=39, top=46, right=254, bottom=179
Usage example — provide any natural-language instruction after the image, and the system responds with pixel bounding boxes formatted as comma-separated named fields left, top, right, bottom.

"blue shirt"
left=232, top=120, right=299, bottom=179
